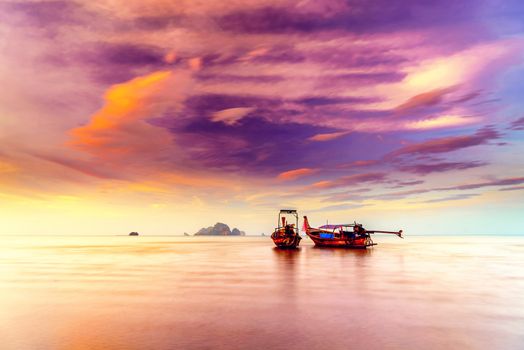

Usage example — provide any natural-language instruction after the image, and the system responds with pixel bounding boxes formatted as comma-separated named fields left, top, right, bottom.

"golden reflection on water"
left=1, top=236, right=523, bottom=349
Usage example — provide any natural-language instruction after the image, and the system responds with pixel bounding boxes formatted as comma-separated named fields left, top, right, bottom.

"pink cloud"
left=30, top=152, right=122, bottom=180
left=277, top=167, right=317, bottom=181
left=395, top=87, right=455, bottom=112
left=308, top=131, right=350, bottom=142
left=311, top=172, right=387, bottom=190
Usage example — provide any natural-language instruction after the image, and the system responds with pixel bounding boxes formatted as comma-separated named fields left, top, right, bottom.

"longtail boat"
left=303, top=216, right=402, bottom=248
left=271, top=209, right=302, bottom=249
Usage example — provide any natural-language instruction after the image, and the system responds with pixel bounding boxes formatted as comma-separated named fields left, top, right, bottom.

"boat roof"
left=320, top=224, right=356, bottom=229
left=279, top=209, right=297, bottom=214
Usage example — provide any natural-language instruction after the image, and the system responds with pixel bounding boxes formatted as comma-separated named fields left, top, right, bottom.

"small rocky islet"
left=194, top=222, right=245, bottom=236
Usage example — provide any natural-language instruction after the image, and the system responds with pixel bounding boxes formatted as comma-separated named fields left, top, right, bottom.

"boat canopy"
left=319, top=224, right=356, bottom=230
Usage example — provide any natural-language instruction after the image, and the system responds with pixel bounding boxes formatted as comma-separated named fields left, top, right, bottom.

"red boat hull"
left=307, top=233, right=375, bottom=248
left=304, top=226, right=376, bottom=248
left=271, top=229, right=301, bottom=249
left=302, top=215, right=401, bottom=248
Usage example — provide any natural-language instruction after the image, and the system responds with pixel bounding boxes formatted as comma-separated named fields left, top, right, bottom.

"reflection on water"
left=1, top=235, right=523, bottom=349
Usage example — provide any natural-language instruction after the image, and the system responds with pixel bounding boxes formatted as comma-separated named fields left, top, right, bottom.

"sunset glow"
left=0, top=0, right=523, bottom=235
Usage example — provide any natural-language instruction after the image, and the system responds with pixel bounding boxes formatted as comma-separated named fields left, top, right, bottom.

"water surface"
left=1, top=235, right=523, bottom=349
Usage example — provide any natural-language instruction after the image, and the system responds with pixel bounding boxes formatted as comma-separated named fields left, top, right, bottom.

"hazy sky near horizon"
left=0, top=0, right=523, bottom=235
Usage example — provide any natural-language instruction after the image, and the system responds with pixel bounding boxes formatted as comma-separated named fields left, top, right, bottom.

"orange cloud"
left=164, top=50, right=177, bottom=64
left=277, top=168, right=317, bottom=181
left=189, top=57, right=202, bottom=71
left=70, top=70, right=188, bottom=162
left=308, top=131, right=350, bottom=142
left=0, top=160, right=17, bottom=173
left=311, top=172, right=387, bottom=189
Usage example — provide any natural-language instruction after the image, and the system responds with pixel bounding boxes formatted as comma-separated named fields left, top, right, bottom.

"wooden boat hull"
left=305, top=229, right=375, bottom=248
left=302, top=216, right=400, bottom=249
left=271, top=230, right=301, bottom=249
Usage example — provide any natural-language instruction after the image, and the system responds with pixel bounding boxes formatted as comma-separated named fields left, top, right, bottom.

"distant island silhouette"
left=129, top=232, right=139, bottom=236
left=194, top=222, right=245, bottom=236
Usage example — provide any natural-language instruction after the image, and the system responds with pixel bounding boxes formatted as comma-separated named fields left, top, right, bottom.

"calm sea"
left=1, top=235, right=523, bottom=349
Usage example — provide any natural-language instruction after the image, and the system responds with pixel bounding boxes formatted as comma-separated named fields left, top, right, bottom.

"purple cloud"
left=441, top=177, right=524, bottom=191
left=294, top=96, right=376, bottom=106
left=509, top=117, right=524, bottom=130
left=87, top=43, right=166, bottom=66
left=387, top=180, right=425, bottom=189
left=216, top=1, right=481, bottom=34
left=415, top=193, right=479, bottom=203
left=2, top=1, right=87, bottom=26
left=195, top=73, right=285, bottom=84
left=322, top=176, right=524, bottom=203
left=78, top=43, right=168, bottom=84
left=398, top=161, right=487, bottom=175
left=499, top=186, right=524, bottom=191
left=387, top=126, right=500, bottom=158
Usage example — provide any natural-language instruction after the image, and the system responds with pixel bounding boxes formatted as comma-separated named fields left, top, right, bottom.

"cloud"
left=499, top=186, right=524, bottom=192
left=398, top=161, right=487, bottom=175
left=2, top=1, right=89, bottom=27
left=345, top=160, right=379, bottom=167
left=277, top=168, right=317, bottom=181
left=3, top=0, right=524, bottom=225
left=308, top=131, right=350, bottom=142
left=509, top=117, right=524, bottom=130
left=83, top=43, right=166, bottom=67
left=387, top=180, right=425, bottom=188
left=216, top=1, right=480, bottom=34
left=0, top=159, right=17, bottom=174
left=404, top=115, right=479, bottom=130
left=387, top=126, right=500, bottom=158
left=321, top=191, right=372, bottom=203
left=30, top=152, right=122, bottom=180
left=323, top=176, right=524, bottom=203
left=311, top=173, right=388, bottom=190
left=310, top=203, right=369, bottom=213
left=70, top=70, right=189, bottom=163
left=211, top=107, right=255, bottom=125
left=196, top=73, right=284, bottom=83
left=395, top=87, right=455, bottom=112
left=415, top=193, right=479, bottom=204
left=441, top=177, right=524, bottom=191
left=294, top=96, right=374, bottom=106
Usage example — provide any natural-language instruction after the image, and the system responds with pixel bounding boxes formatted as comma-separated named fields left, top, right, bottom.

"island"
left=194, top=222, right=246, bottom=236
left=129, top=232, right=139, bottom=236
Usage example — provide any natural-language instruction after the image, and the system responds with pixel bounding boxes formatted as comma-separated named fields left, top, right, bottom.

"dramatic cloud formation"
left=1, top=0, right=523, bottom=235
left=70, top=70, right=178, bottom=160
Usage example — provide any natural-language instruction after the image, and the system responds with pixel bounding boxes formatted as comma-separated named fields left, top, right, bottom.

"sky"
left=0, top=0, right=523, bottom=235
